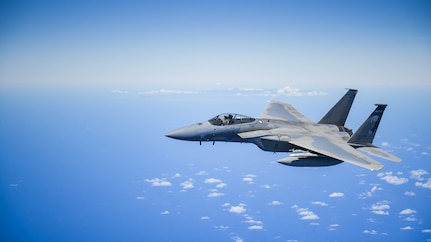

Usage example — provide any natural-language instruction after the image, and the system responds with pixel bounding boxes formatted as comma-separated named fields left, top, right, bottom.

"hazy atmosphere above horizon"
left=1, top=0, right=430, bottom=90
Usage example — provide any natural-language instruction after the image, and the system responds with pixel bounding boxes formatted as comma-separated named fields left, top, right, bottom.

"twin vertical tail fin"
left=348, top=104, right=386, bottom=146
left=319, top=89, right=357, bottom=127
left=349, top=104, right=401, bottom=162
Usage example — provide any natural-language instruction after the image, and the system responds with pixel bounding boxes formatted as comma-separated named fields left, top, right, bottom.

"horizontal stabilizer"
left=357, top=146, right=402, bottom=162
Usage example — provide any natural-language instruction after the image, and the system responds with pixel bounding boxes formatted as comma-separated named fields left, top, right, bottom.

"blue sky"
left=1, top=1, right=431, bottom=241
left=1, top=0, right=430, bottom=89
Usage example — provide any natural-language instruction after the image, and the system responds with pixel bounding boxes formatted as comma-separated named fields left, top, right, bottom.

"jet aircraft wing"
left=261, top=101, right=313, bottom=123
left=288, top=135, right=384, bottom=171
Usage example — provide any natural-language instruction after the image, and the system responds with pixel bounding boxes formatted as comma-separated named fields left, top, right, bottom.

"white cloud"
left=292, top=205, right=319, bottom=220
left=229, top=204, right=247, bottom=214
left=269, top=200, right=283, bottom=206
left=242, top=177, right=254, bottom=183
left=329, top=224, right=339, bottom=231
left=140, top=89, right=198, bottom=95
left=415, top=178, right=431, bottom=190
left=275, top=86, right=327, bottom=97
left=404, top=216, right=417, bottom=222
left=172, top=173, right=181, bottom=178
left=243, top=219, right=263, bottom=225
left=204, top=178, right=222, bottom=184
left=233, top=237, right=244, bottom=242
left=201, top=216, right=210, bottom=220
left=311, top=201, right=328, bottom=206
left=221, top=202, right=231, bottom=207
left=404, top=191, right=416, bottom=196
left=260, top=184, right=271, bottom=189
left=196, top=170, right=208, bottom=176
left=145, top=178, right=172, bottom=187
left=160, top=210, right=170, bottom=215
left=363, top=230, right=378, bottom=235
left=214, top=225, right=229, bottom=231
left=400, top=226, right=413, bottom=230
left=358, top=184, right=384, bottom=199
left=230, top=86, right=326, bottom=97
left=370, top=201, right=390, bottom=215
left=180, top=180, right=194, bottom=190
left=372, top=210, right=389, bottom=215
left=329, top=192, right=345, bottom=198
left=135, top=196, right=145, bottom=200
left=111, top=89, right=128, bottom=94
left=422, top=229, right=431, bottom=233
left=242, top=174, right=256, bottom=183
left=208, top=191, right=224, bottom=198
left=399, top=208, right=416, bottom=215
left=410, top=169, right=428, bottom=181
left=216, top=183, right=227, bottom=188
left=248, top=225, right=263, bottom=230
left=378, top=172, right=408, bottom=185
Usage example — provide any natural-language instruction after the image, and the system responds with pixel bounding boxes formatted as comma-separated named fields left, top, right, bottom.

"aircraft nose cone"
left=165, top=126, right=196, bottom=140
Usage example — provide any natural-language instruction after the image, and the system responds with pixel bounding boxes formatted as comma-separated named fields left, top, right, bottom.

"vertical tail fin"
left=318, top=89, right=357, bottom=127
left=349, top=104, right=401, bottom=162
left=348, top=104, right=387, bottom=146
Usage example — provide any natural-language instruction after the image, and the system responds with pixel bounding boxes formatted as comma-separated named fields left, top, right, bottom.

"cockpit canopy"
left=208, top=113, right=256, bottom=126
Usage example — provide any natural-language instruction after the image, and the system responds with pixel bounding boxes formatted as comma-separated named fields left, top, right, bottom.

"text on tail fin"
left=348, top=104, right=387, bottom=146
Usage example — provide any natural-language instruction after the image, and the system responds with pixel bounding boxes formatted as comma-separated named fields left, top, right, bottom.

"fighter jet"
left=165, top=89, right=401, bottom=170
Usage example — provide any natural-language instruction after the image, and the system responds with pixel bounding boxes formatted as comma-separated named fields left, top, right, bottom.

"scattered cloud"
left=180, top=179, right=194, bottom=190
left=291, top=205, right=319, bottom=220
left=370, top=201, right=390, bottom=215
left=201, top=216, right=210, bottom=220
left=145, top=178, right=172, bottom=187
left=231, top=86, right=327, bottom=97
left=399, top=208, right=416, bottom=215
left=214, top=225, right=229, bottom=231
left=358, top=185, right=383, bottom=199
left=111, top=89, right=128, bottom=94
left=378, top=172, right=408, bottom=185
left=232, top=236, right=244, bottom=242
left=204, top=178, right=223, bottom=184
left=311, top=201, right=328, bottom=206
left=243, top=219, right=263, bottom=225
left=260, top=184, right=271, bottom=189
left=275, top=86, right=327, bottom=97
left=410, top=169, right=428, bottom=181
left=422, top=229, right=431, bottom=233
left=363, top=230, right=378, bottom=235
left=221, top=203, right=231, bottom=207
left=229, top=204, right=247, bottom=214
left=404, top=191, right=416, bottom=196
left=140, top=89, right=198, bottom=95
left=135, top=196, right=145, bottom=200
left=400, top=226, right=413, bottom=230
left=242, top=174, right=256, bottom=184
left=172, top=173, right=181, bottom=178
left=160, top=210, right=170, bottom=215
left=248, top=225, right=263, bottom=230
left=415, top=178, right=431, bottom=190
left=196, top=170, right=208, bottom=176
left=208, top=191, right=224, bottom=198
left=329, top=192, right=345, bottom=198
left=216, top=183, right=227, bottom=188
left=328, top=224, right=339, bottom=231
left=269, top=200, right=283, bottom=206
left=399, top=208, right=417, bottom=221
